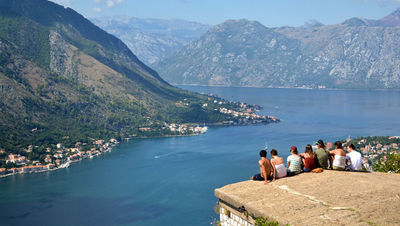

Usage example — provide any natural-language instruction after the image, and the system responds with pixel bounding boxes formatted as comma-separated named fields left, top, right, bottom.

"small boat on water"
left=59, top=161, right=70, bottom=168
left=264, top=142, right=269, bottom=151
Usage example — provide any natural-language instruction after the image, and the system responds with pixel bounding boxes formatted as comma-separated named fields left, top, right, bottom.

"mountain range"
left=0, top=0, right=236, bottom=151
left=91, top=16, right=210, bottom=65
left=153, top=9, right=400, bottom=89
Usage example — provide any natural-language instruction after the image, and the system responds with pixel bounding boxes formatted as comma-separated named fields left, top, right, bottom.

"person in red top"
left=300, top=144, right=316, bottom=172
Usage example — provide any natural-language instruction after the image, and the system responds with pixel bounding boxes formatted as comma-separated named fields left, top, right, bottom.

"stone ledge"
left=215, top=171, right=400, bottom=225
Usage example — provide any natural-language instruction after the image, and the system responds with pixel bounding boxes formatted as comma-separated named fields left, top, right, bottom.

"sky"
left=50, top=0, right=400, bottom=27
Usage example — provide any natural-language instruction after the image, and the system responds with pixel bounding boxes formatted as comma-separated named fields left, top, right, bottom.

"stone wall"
left=218, top=201, right=254, bottom=226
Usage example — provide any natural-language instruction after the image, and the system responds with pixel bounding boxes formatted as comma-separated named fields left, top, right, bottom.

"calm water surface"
left=1, top=87, right=400, bottom=226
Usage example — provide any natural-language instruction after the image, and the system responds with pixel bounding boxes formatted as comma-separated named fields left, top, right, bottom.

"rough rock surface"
left=215, top=171, right=400, bottom=225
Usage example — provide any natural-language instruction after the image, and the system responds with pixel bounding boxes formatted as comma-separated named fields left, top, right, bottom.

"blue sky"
left=51, top=0, right=400, bottom=26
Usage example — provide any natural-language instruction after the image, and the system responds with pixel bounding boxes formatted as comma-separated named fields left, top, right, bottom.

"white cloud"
left=92, top=0, right=125, bottom=8
left=93, top=7, right=102, bottom=13
left=50, top=0, right=79, bottom=7
left=89, top=0, right=124, bottom=13
left=106, top=0, right=115, bottom=7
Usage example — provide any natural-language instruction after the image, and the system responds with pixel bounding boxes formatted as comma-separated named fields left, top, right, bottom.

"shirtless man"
left=250, top=150, right=272, bottom=185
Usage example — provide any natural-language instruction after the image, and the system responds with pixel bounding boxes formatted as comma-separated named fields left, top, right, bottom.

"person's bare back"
left=251, top=150, right=272, bottom=184
left=259, top=157, right=271, bottom=184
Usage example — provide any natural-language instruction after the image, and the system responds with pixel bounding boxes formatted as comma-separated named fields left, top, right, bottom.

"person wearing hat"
left=287, top=146, right=302, bottom=176
left=315, top=140, right=329, bottom=169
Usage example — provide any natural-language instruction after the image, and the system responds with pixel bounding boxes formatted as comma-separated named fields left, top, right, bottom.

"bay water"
left=1, top=87, right=400, bottom=226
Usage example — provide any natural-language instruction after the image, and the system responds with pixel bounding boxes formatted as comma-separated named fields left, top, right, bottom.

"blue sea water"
left=1, top=87, right=400, bottom=226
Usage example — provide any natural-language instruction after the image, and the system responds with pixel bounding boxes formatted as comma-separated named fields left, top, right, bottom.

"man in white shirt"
left=346, top=144, right=362, bottom=171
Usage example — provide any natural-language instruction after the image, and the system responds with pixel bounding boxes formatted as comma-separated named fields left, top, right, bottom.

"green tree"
left=255, top=217, right=280, bottom=226
left=372, top=152, right=400, bottom=173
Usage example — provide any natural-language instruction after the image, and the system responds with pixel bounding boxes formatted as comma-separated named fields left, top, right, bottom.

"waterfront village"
left=0, top=99, right=280, bottom=178
left=0, top=138, right=119, bottom=177
left=137, top=99, right=280, bottom=135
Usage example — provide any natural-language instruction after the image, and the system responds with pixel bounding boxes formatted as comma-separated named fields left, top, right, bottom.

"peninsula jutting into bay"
left=0, top=97, right=279, bottom=178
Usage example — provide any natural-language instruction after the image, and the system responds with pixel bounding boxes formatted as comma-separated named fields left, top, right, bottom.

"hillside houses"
left=5, top=154, right=27, bottom=166
left=348, top=137, right=400, bottom=167
left=0, top=138, right=119, bottom=178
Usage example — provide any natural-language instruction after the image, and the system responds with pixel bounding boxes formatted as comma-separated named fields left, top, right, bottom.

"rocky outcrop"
left=215, top=171, right=400, bottom=225
left=153, top=9, right=400, bottom=89
left=49, top=31, right=78, bottom=79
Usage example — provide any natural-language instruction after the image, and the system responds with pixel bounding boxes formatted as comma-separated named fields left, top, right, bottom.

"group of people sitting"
left=250, top=140, right=362, bottom=184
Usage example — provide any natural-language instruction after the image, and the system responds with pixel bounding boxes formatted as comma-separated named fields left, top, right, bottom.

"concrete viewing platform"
left=215, top=171, right=400, bottom=226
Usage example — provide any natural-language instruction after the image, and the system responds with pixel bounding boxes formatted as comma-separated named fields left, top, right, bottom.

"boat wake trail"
left=154, top=153, right=174, bottom=159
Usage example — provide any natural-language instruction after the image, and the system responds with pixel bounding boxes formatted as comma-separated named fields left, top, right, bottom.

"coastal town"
left=217, top=105, right=279, bottom=125
left=0, top=138, right=119, bottom=177
left=199, top=98, right=280, bottom=125
left=136, top=98, right=280, bottom=136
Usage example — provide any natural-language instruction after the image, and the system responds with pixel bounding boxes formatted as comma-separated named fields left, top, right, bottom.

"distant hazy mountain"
left=91, top=16, right=210, bottom=65
left=377, top=8, right=400, bottom=26
left=153, top=9, right=400, bottom=89
left=301, top=19, right=323, bottom=28
left=341, top=9, right=400, bottom=27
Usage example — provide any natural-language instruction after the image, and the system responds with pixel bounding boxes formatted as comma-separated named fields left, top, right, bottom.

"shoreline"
left=0, top=160, right=71, bottom=178
left=0, top=118, right=281, bottom=179
left=0, top=120, right=278, bottom=179
left=0, top=131, right=215, bottom=179
left=176, top=84, right=400, bottom=91
left=129, top=120, right=279, bottom=140
left=0, top=147, right=114, bottom=179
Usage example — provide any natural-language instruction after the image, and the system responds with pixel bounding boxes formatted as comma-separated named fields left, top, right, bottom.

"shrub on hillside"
left=373, top=152, right=400, bottom=173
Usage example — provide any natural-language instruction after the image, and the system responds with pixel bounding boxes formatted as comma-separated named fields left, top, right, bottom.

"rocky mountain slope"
left=0, top=0, right=237, bottom=151
left=91, top=16, right=210, bottom=65
left=153, top=9, right=400, bottom=89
